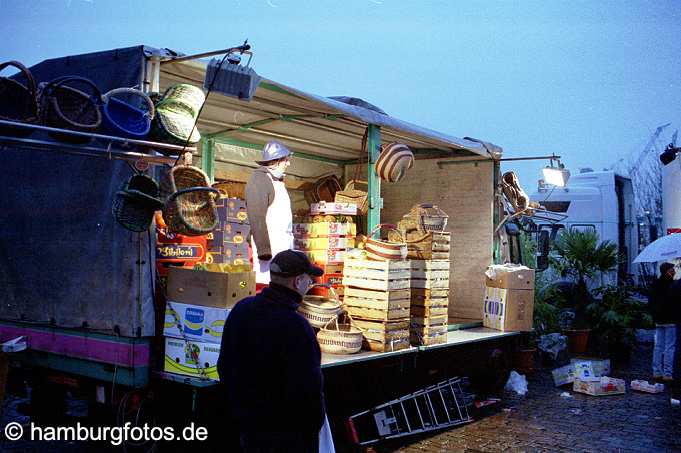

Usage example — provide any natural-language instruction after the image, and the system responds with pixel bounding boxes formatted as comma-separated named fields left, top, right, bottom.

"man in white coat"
left=245, top=141, right=294, bottom=285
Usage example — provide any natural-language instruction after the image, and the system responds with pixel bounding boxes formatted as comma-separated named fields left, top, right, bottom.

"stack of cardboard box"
left=163, top=267, right=255, bottom=381
left=294, top=202, right=357, bottom=299
left=409, top=260, right=450, bottom=345
left=482, top=265, right=535, bottom=332
left=207, top=197, right=250, bottom=267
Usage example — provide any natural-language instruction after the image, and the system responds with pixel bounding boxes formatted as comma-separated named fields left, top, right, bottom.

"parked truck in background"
left=529, top=169, right=638, bottom=285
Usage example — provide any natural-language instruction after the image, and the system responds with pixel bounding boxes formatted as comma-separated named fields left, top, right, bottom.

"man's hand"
left=258, top=254, right=272, bottom=261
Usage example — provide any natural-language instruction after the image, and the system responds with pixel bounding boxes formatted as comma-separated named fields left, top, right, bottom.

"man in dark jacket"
left=217, top=250, right=325, bottom=453
left=649, top=262, right=680, bottom=381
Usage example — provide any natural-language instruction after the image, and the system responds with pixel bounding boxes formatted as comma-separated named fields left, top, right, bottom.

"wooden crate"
left=411, top=315, right=448, bottom=328
left=410, top=304, right=449, bottom=318
left=343, top=259, right=411, bottom=291
left=410, top=331, right=447, bottom=346
left=410, top=260, right=450, bottom=289
left=346, top=304, right=410, bottom=322
left=406, top=232, right=451, bottom=260
left=411, top=287, right=449, bottom=299
left=364, top=337, right=411, bottom=352
left=344, top=287, right=410, bottom=308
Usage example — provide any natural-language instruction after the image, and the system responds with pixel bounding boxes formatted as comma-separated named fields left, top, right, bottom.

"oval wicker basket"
left=298, top=285, right=342, bottom=329
left=160, top=165, right=219, bottom=236
left=334, top=180, right=368, bottom=215
left=317, top=311, right=363, bottom=355
left=0, top=60, right=39, bottom=137
left=102, top=88, right=155, bottom=139
left=365, top=224, right=407, bottom=261
left=39, top=76, right=102, bottom=143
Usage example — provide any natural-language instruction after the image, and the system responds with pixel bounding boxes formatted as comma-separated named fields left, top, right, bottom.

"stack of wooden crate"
left=409, top=260, right=450, bottom=346
left=342, top=258, right=411, bottom=352
left=405, top=231, right=451, bottom=260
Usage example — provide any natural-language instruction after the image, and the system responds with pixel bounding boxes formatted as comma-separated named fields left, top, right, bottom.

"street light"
left=542, top=157, right=570, bottom=187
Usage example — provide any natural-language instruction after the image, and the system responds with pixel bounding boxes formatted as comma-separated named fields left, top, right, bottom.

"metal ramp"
left=346, top=377, right=474, bottom=445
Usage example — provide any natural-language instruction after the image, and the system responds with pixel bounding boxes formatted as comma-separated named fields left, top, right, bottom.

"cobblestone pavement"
left=1, top=338, right=680, bottom=452
left=369, top=341, right=681, bottom=453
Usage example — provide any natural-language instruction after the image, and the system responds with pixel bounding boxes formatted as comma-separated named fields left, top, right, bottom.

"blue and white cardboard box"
left=164, top=301, right=231, bottom=344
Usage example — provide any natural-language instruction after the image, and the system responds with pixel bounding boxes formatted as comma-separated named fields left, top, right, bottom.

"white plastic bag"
left=504, top=370, right=528, bottom=395
left=319, top=414, right=335, bottom=453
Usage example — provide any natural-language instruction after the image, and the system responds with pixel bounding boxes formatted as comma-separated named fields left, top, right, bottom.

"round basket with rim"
left=365, top=223, right=407, bottom=261
left=298, top=285, right=342, bottom=329
left=317, top=311, right=363, bottom=355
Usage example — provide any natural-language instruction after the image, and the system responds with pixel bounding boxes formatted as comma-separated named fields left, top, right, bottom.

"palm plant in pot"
left=588, top=285, right=653, bottom=362
left=550, top=229, right=618, bottom=353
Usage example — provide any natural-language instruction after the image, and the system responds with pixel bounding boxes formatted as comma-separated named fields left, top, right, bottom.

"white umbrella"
left=634, top=233, right=681, bottom=263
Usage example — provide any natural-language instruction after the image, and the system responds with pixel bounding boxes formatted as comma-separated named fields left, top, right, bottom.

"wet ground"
left=0, top=334, right=680, bottom=452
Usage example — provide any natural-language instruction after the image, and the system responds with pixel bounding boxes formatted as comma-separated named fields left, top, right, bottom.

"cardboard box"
left=631, top=380, right=664, bottom=394
left=303, top=249, right=346, bottom=265
left=156, top=230, right=207, bottom=277
left=216, top=198, right=249, bottom=224
left=293, top=222, right=356, bottom=237
left=485, top=265, right=535, bottom=290
left=167, top=267, right=256, bottom=309
left=482, top=285, right=534, bottom=332
left=552, top=364, right=577, bottom=386
left=222, top=222, right=250, bottom=244
left=164, top=337, right=220, bottom=381
left=573, top=377, right=625, bottom=396
left=293, top=236, right=355, bottom=251
left=570, top=357, right=610, bottom=377
left=310, top=201, right=358, bottom=215
left=164, top=301, right=231, bottom=344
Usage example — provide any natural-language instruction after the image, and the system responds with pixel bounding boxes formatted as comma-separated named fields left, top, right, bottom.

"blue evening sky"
left=2, top=0, right=680, bottom=191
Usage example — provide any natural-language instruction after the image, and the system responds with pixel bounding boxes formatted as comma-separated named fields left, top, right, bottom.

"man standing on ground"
left=649, top=262, right=679, bottom=382
left=217, top=250, right=326, bottom=453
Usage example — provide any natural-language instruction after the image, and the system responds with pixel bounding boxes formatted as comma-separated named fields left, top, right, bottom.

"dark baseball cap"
left=270, top=250, right=324, bottom=278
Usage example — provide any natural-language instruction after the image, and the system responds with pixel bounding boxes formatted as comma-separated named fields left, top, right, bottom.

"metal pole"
left=367, top=124, right=381, bottom=236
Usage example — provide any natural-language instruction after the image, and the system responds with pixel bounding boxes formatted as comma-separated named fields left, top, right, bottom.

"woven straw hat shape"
left=375, top=142, right=414, bottom=183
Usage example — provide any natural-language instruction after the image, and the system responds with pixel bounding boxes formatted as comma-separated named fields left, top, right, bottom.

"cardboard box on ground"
left=482, top=264, right=535, bottom=332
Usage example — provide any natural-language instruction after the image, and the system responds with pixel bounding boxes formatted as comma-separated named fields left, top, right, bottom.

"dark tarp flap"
left=0, top=46, right=155, bottom=337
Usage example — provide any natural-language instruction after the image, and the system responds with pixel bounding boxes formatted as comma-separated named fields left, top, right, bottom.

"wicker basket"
left=298, top=285, right=342, bottom=329
left=112, top=174, right=164, bottom=232
left=149, top=83, right=204, bottom=151
left=39, top=76, right=102, bottom=143
left=334, top=180, right=368, bottom=215
left=317, top=311, right=363, bottom=354
left=365, top=224, right=407, bottom=261
left=160, top=165, right=219, bottom=236
left=405, top=204, right=448, bottom=233
left=101, top=88, right=155, bottom=139
left=0, top=61, right=39, bottom=137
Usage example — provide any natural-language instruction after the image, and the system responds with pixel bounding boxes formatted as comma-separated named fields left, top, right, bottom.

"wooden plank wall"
left=370, top=159, right=495, bottom=321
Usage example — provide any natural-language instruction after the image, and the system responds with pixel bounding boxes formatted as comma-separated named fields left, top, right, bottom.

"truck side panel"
left=380, top=159, right=494, bottom=321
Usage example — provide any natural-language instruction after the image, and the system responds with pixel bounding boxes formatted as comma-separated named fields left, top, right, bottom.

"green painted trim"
left=0, top=320, right=149, bottom=345
left=447, top=321, right=483, bottom=331
left=202, top=138, right=215, bottom=184
left=16, top=350, right=149, bottom=388
left=259, top=81, right=307, bottom=99
left=493, top=160, right=501, bottom=263
left=367, top=124, right=381, bottom=235
left=211, top=136, right=347, bottom=166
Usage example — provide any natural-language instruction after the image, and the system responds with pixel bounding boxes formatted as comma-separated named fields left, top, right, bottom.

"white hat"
left=256, top=140, right=292, bottom=165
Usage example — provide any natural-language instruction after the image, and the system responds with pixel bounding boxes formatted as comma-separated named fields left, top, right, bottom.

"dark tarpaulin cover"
left=0, top=46, right=156, bottom=337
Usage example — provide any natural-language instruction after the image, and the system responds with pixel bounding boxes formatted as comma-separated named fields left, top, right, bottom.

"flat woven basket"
left=0, top=60, right=39, bottom=137
left=365, top=224, right=407, bottom=261
left=334, top=180, right=368, bottom=215
left=160, top=165, right=219, bottom=236
left=298, top=285, right=342, bottom=329
left=317, top=311, right=363, bottom=354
